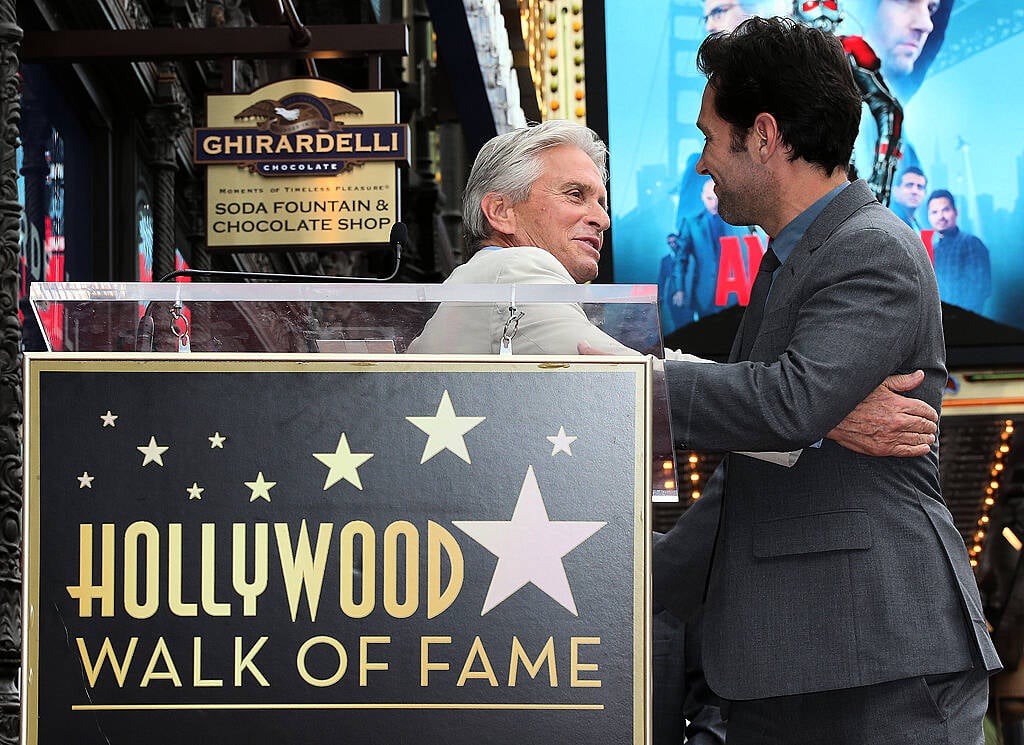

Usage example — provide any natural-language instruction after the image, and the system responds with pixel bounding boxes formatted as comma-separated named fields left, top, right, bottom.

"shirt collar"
left=770, top=181, right=848, bottom=265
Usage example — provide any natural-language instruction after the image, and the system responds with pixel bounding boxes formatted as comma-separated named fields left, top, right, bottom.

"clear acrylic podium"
left=29, top=281, right=678, bottom=501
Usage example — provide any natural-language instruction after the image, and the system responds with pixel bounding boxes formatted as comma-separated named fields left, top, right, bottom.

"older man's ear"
left=480, top=192, right=515, bottom=238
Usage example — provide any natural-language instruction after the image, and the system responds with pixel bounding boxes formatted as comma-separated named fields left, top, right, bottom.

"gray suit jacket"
left=654, top=180, right=1000, bottom=700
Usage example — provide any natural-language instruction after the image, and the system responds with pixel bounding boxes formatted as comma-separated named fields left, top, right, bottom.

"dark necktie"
left=738, top=244, right=780, bottom=359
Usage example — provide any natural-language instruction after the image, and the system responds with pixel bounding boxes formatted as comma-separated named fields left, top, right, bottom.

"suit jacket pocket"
left=753, top=509, right=872, bottom=558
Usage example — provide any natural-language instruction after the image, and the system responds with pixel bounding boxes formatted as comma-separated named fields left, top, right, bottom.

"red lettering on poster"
left=38, top=215, right=65, bottom=351
left=714, top=234, right=766, bottom=307
left=920, top=229, right=935, bottom=263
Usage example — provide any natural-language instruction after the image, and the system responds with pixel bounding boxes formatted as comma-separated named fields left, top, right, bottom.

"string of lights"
left=520, top=0, right=587, bottom=122
left=969, top=419, right=1016, bottom=568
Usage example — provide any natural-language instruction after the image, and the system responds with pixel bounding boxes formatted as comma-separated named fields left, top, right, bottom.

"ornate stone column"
left=0, top=1, right=21, bottom=742
left=144, top=70, right=191, bottom=281
left=183, top=178, right=210, bottom=273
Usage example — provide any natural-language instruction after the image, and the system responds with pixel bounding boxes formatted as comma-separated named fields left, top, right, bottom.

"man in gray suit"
left=651, top=17, right=1001, bottom=744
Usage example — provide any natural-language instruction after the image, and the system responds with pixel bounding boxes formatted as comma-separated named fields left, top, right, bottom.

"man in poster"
left=927, top=188, right=991, bottom=315
left=663, top=178, right=749, bottom=326
left=891, top=166, right=927, bottom=229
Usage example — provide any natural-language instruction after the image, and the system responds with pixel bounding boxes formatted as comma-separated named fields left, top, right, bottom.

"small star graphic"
left=208, top=432, right=226, bottom=449
left=453, top=465, right=605, bottom=616
left=186, top=482, right=205, bottom=500
left=100, top=411, right=118, bottom=427
left=313, top=433, right=373, bottom=490
left=77, top=472, right=94, bottom=489
left=245, top=471, right=276, bottom=502
left=137, top=436, right=169, bottom=467
left=546, top=426, right=578, bottom=456
left=406, top=390, right=485, bottom=464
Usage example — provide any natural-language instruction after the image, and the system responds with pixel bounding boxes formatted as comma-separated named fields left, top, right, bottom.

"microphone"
left=135, top=310, right=154, bottom=351
left=157, top=223, right=411, bottom=282
left=387, top=221, right=407, bottom=274
left=389, top=221, right=409, bottom=268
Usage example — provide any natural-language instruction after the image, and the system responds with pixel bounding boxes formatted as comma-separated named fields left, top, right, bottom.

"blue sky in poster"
left=605, top=0, right=1024, bottom=334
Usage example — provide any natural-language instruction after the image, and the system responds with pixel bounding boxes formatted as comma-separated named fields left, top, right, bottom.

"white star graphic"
left=137, top=436, right=169, bottom=467
left=546, top=426, right=578, bottom=456
left=453, top=466, right=605, bottom=616
left=208, top=432, right=226, bottom=449
left=245, top=471, right=276, bottom=502
left=186, top=482, right=205, bottom=500
left=77, top=472, right=94, bottom=489
left=406, top=390, right=485, bottom=464
left=100, top=411, right=118, bottom=427
left=313, top=433, right=373, bottom=490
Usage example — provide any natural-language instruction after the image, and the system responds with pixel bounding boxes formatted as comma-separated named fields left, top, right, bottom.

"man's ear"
left=480, top=192, right=516, bottom=236
left=752, top=112, right=781, bottom=162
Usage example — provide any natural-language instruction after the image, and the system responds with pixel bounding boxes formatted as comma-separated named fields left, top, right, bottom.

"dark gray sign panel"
left=24, top=355, right=651, bottom=745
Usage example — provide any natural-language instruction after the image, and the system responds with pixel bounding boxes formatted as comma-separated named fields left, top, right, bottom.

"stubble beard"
left=715, top=188, right=755, bottom=228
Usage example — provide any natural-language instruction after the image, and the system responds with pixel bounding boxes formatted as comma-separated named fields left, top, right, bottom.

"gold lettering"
left=359, top=636, right=390, bottom=686
left=295, top=134, right=314, bottom=153
left=337, top=133, right=352, bottom=152
left=76, top=636, right=137, bottom=687
left=570, top=637, right=601, bottom=687
left=201, top=524, right=231, bottom=616
left=202, top=136, right=222, bottom=155
left=316, top=133, right=335, bottom=152
left=222, top=135, right=246, bottom=155
left=232, top=523, right=268, bottom=616
left=234, top=636, right=270, bottom=687
left=340, top=521, right=374, bottom=618
left=124, top=522, right=159, bottom=619
left=383, top=521, right=418, bottom=618
left=427, top=521, right=463, bottom=619
left=354, top=132, right=373, bottom=152
left=140, top=636, right=182, bottom=687
left=297, top=636, right=348, bottom=687
left=167, top=524, right=198, bottom=617
left=509, top=636, right=557, bottom=687
left=420, top=636, right=451, bottom=686
left=66, top=523, right=115, bottom=617
left=193, top=636, right=224, bottom=687
left=254, top=135, right=274, bottom=154
left=275, top=520, right=332, bottom=622
left=457, top=636, right=498, bottom=687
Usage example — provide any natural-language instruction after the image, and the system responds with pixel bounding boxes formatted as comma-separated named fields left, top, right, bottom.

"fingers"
left=879, top=413, right=937, bottom=438
left=895, top=429, right=936, bottom=445
left=889, top=443, right=933, bottom=457
left=901, top=397, right=939, bottom=423
left=882, top=369, right=925, bottom=393
left=836, top=409, right=937, bottom=437
left=897, top=412, right=938, bottom=434
left=874, top=370, right=939, bottom=424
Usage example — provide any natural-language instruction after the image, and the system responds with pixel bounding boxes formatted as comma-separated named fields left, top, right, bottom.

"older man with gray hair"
left=407, top=119, right=636, bottom=355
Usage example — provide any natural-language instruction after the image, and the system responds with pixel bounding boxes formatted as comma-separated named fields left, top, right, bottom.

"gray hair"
left=463, top=119, right=608, bottom=250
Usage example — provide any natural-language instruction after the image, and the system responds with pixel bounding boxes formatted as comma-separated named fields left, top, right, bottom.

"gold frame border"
left=22, top=352, right=653, bottom=745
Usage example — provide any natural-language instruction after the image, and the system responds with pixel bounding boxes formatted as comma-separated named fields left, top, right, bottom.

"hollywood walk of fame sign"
left=23, top=354, right=653, bottom=745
